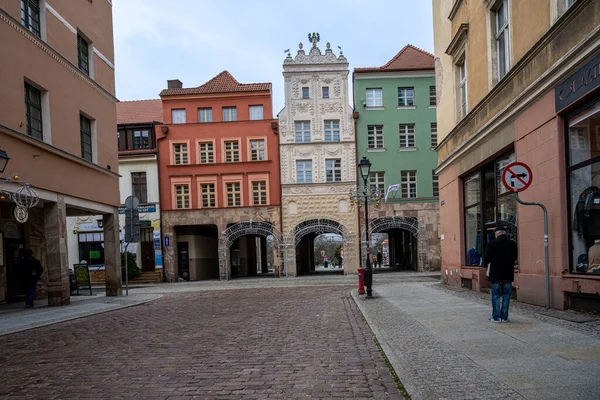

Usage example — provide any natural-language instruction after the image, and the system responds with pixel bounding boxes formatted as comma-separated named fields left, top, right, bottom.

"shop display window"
left=568, top=100, right=600, bottom=274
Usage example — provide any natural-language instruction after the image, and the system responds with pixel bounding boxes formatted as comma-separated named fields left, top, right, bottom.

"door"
left=177, top=242, right=189, bottom=281
left=5, top=238, right=26, bottom=301
left=140, top=228, right=155, bottom=271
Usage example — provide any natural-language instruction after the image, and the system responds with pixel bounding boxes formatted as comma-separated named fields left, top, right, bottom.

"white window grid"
left=250, top=139, right=265, bottom=161
left=431, top=123, right=438, bottom=148
left=223, top=107, right=237, bottom=122
left=325, top=159, right=342, bottom=182
left=171, top=109, right=186, bottom=124
left=226, top=182, right=241, bottom=207
left=569, top=127, right=586, bottom=150
left=79, top=232, right=104, bottom=242
left=366, top=88, right=383, bottom=107
left=175, top=185, right=190, bottom=209
left=249, top=106, right=264, bottom=121
left=225, top=141, right=240, bottom=162
left=173, top=143, right=188, bottom=165
left=432, top=171, right=439, bottom=197
left=429, top=86, right=436, bottom=106
left=397, top=87, right=415, bottom=107
left=295, top=121, right=311, bottom=143
left=459, top=60, right=467, bottom=118
left=369, top=172, right=385, bottom=196
left=252, top=181, right=267, bottom=205
left=302, top=87, right=309, bottom=99
left=368, top=126, right=384, bottom=149
left=296, top=160, right=312, bottom=184
left=201, top=183, right=215, bottom=208
left=199, top=142, right=214, bottom=163
left=324, top=120, right=340, bottom=142
left=198, top=108, right=212, bottom=123
left=399, top=124, right=415, bottom=148
left=401, top=171, right=417, bottom=198
left=495, top=0, right=510, bottom=80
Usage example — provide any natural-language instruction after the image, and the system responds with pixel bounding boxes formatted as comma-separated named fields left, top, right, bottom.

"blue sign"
left=118, top=204, right=157, bottom=214
left=164, top=236, right=170, bottom=247
left=154, top=238, right=161, bottom=249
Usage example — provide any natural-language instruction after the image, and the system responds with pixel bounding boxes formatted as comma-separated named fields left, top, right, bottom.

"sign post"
left=502, top=162, right=550, bottom=309
left=123, top=196, right=140, bottom=296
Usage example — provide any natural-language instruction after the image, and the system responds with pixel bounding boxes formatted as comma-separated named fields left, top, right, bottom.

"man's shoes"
left=501, top=319, right=509, bottom=323
left=488, top=317, right=501, bottom=323
left=25, top=304, right=33, bottom=309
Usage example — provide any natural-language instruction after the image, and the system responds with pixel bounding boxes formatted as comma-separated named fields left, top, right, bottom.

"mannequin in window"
left=588, top=239, right=600, bottom=274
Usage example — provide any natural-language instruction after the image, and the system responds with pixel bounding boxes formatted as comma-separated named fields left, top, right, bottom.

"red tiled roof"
left=117, top=99, right=163, bottom=125
left=160, top=71, right=271, bottom=96
left=354, top=45, right=434, bottom=73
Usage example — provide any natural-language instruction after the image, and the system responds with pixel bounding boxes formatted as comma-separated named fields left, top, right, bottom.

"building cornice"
left=448, top=0, right=464, bottom=21
left=353, top=70, right=435, bottom=80
left=0, top=7, right=117, bottom=103
left=445, top=23, right=469, bottom=58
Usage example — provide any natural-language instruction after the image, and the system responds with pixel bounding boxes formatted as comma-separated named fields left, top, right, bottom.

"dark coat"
left=483, top=235, right=518, bottom=282
left=21, top=256, right=43, bottom=281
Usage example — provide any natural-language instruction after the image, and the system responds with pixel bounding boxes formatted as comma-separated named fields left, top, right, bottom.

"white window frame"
left=397, top=87, right=415, bottom=107
left=201, top=183, right=216, bottom=208
left=198, top=142, right=214, bottom=164
left=296, top=160, right=312, bottom=184
left=302, top=87, right=309, bottom=99
left=366, top=88, right=383, bottom=107
left=198, top=108, right=212, bottom=123
left=494, top=0, right=510, bottom=81
left=322, top=86, right=329, bottom=98
left=432, top=171, right=439, bottom=197
left=324, top=120, right=340, bottom=142
left=399, top=124, right=415, bottom=149
left=249, top=105, right=264, bottom=121
left=401, top=171, right=417, bottom=199
left=569, top=127, right=587, bottom=150
left=175, top=184, right=190, bottom=209
left=325, top=159, right=342, bottom=183
left=431, top=123, right=438, bottom=148
left=226, top=182, right=241, bottom=207
left=459, top=57, right=468, bottom=119
left=429, top=86, right=436, bottom=106
left=369, top=172, right=385, bottom=196
left=171, top=109, right=186, bottom=124
left=250, top=139, right=265, bottom=161
left=367, top=125, right=384, bottom=149
left=173, top=143, right=188, bottom=165
left=295, top=121, right=311, bottom=143
left=223, top=107, right=237, bottom=122
left=252, top=181, right=267, bottom=205
left=224, top=140, right=240, bottom=162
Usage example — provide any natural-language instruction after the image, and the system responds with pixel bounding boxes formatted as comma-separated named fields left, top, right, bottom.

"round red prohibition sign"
left=502, top=161, right=533, bottom=193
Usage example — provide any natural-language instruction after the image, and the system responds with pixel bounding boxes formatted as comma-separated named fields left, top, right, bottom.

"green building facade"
left=353, top=45, right=440, bottom=271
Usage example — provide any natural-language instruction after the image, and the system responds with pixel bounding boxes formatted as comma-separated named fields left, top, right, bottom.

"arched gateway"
left=363, top=216, right=430, bottom=271
left=219, top=221, right=284, bottom=280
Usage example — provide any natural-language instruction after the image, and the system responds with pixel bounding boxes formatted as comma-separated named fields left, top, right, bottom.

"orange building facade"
left=157, top=72, right=281, bottom=281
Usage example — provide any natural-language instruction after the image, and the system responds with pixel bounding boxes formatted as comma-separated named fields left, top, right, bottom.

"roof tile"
left=117, top=99, right=163, bottom=125
left=354, top=45, right=434, bottom=73
left=160, top=71, right=271, bottom=97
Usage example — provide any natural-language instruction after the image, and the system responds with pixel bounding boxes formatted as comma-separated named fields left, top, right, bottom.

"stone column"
left=44, top=197, right=70, bottom=306
left=103, top=211, right=122, bottom=296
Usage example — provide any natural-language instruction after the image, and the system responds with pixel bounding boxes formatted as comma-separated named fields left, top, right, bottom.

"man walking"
left=483, top=230, right=518, bottom=322
left=21, top=249, right=43, bottom=308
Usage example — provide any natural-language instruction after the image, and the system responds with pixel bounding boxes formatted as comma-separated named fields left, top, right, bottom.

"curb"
left=351, top=289, right=424, bottom=400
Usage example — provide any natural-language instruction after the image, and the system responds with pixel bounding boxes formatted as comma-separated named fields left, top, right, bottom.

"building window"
left=198, top=142, right=214, bottom=163
left=322, top=87, right=329, bottom=98
left=325, top=159, right=342, bottom=183
left=370, top=172, right=385, bottom=196
left=173, top=143, right=188, bottom=165
left=324, top=120, right=340, bottom=142
left=431, top=123, right=438, bottom=148
left=366, top=88, right=383, bottom=107
left=250, top=139, right=265, bottom=161
left=198, top=108, right=212, bottom=123
left=494, top=0, right=510, bottom=80
left=224, top=141, right=240, bottom=162
left=24, top=82, right=43, bottom=141
left=399, top=124, right=415, bottom=148
left=295, top=121, right=311, bottom=143
left=432, top=171, right=439, bottom=197
left=131, top=172, right=148, bottom=203
left=223, top=107, right=237, bottom=122
left=458, top=58, right=468, bottom=119
left=201, top=183, right=215, bottom=208
left=302, top=87, right=309, bottom=99
left=429, top=86, right=436, bottom=106
left=78, top=232, right=105, bottom=266
left=226, top=182, right=241, bottom=207
left=175, top=184, right=190, bottom=209
left=80, top=115, right=92, bottom=162
left=249, top=105, right=264, bottom=121
left=567, top=100, right=600, bottom=274
left=566, top=0, right=576, bottom=8
left=171, top=109, right=186, bottom=124
left=133, top=130, right=150, bottom=149
left=21, top=0, right=41, bottom=37
left=296, top=160, right=312, bottom=184
left=368, top=125, right=384, bottom=149
left=252, top=181, right=267, bottom=205
left=464, top=151, right=516, bottom=266
left=77, top=34, right=90, bottom=76
left=401, top=171, right=417, bottom=198
left=397, top=87, right=415, bottom=107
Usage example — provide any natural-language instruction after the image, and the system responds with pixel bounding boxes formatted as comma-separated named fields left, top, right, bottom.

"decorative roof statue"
left=308, top=32, right=320, bottom=48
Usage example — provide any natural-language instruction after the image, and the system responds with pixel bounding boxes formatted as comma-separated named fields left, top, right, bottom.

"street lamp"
left=358, top=157, right=373, bottom=297
left=0, top=149, right=10, bottom=173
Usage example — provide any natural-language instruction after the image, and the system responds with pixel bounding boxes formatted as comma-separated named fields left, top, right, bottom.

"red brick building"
left=157, top=71, right=281, bottom=281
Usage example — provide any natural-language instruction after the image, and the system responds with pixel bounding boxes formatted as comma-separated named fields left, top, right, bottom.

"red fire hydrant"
left=358, top=268, right=365, bottom=295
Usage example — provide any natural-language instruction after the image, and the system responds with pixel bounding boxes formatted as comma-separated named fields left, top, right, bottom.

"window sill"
left=397, top=106, right=416, bottom=110
left=367, top=148, right=387, bottom=152
left=398, top=147, right=418, bottom=152
left=364, top=106, right=385, bottom=111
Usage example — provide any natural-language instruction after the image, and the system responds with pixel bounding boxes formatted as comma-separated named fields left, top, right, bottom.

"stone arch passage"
left=363, top=216, right=430, bottom=272
left=219, top=221, right=284, bottom=280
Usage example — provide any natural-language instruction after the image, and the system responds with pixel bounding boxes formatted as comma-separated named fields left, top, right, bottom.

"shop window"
left=463, top=151, right=517, bottom=266
left=78, top=232, right=104, bottom=266
left=568, top=100, right=600, bottom=274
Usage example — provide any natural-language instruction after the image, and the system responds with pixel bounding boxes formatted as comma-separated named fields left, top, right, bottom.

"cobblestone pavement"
left=0, top=286, right=401, bottom=399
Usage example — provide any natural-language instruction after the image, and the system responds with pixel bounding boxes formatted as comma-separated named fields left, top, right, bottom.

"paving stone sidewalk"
left=0, top=286, right=401, bottom=399
left=353, top=282, right=600, bottom=400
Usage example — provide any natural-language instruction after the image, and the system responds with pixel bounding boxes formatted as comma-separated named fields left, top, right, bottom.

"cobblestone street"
left=0, top=286, right=401, bottom=399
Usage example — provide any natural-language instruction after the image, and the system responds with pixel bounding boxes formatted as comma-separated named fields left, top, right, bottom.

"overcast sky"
left=113, top=0, right=434, bottom=113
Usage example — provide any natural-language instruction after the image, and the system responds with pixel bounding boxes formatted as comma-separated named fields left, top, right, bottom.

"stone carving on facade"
left=333, top=81, right=341, bottom=97
left=319, top=102, right=343, bottom=114
left=435, top=57, right=443, bottom=105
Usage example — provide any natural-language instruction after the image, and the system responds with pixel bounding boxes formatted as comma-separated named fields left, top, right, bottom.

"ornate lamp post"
left=349, top=156, right=379, bottom=298
left=0, top=149, right=10, bottom=173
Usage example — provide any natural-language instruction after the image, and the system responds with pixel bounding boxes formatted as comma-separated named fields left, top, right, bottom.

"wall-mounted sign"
left=90, top=250, right=101, bottom=259
left=140, top=220, right=152, bottom=227
left=13, top=206, right=28, bottom=223
left=555, top=54, right=600, bottom=111
left=118, top=204, right=157, bottom=214
left=164, top=236, right=170, bottom=247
